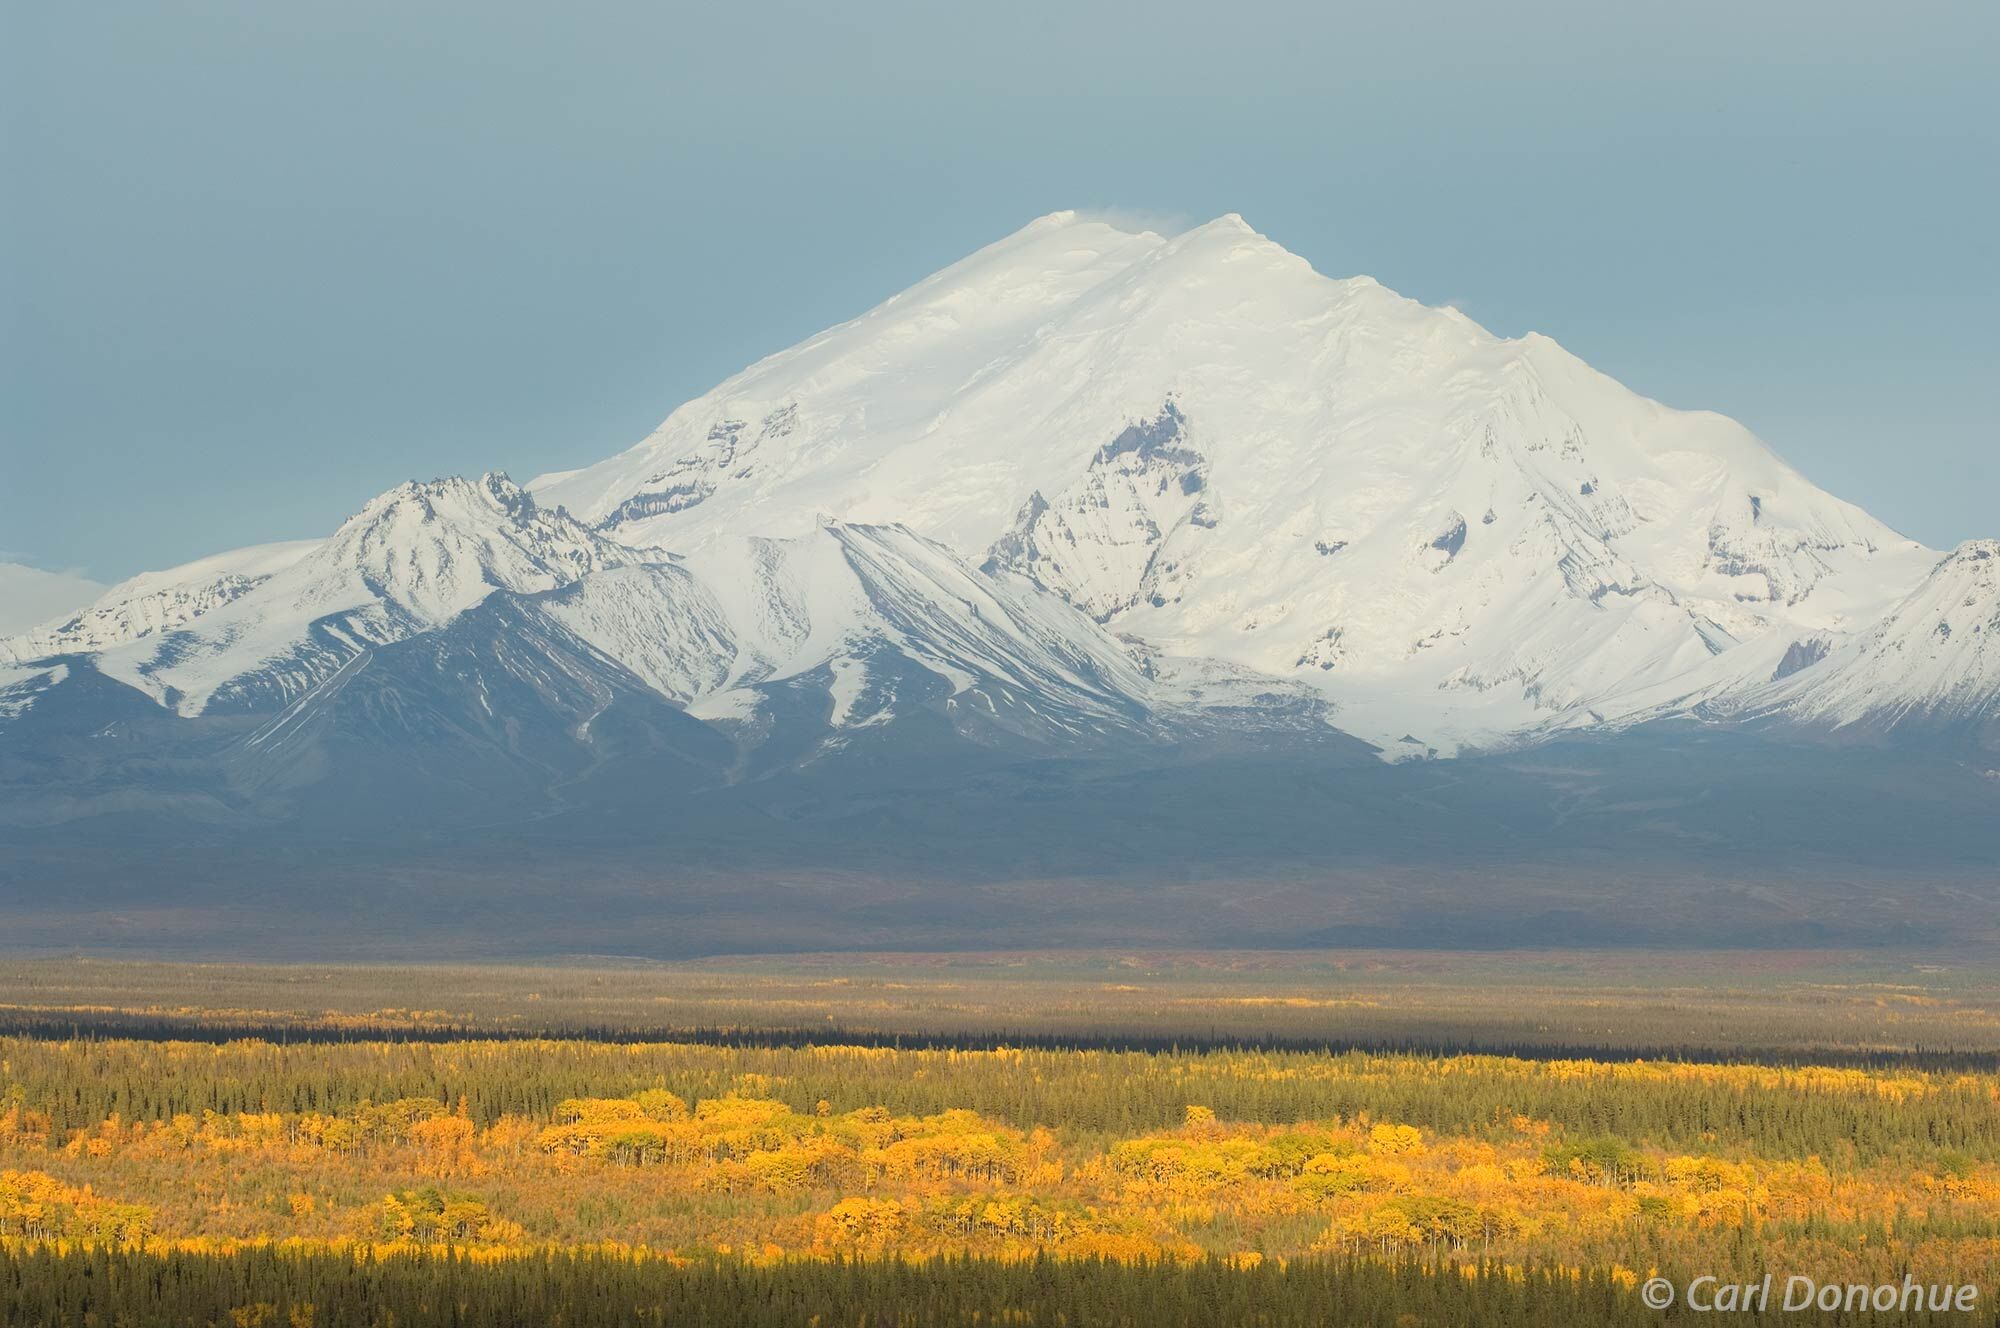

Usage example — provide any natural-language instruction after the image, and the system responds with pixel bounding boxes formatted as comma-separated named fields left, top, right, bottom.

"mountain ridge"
left=4, top=213, right=1998, bottom=956
left=2, top=211, right=1991, bottom=766
left=1744, top=539, right=2000, bottom=745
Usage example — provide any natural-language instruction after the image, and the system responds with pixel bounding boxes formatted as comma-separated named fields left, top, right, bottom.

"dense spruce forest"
left=0, top=1247, right=1715, bottom=1328
left=2, top=957, right=1997, bottom=1326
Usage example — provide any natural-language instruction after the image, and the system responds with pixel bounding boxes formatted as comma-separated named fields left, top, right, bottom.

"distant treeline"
left=9, top=951, right=1999, bottom=1068
left=0, top=1246, right=1727, bottom=1328
left=1, top=1009, right=1993, bottom=1074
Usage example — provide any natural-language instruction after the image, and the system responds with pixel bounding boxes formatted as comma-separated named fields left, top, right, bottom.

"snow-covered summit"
left=11, top=212, right=1985, bottom=757
left=311, top=472, right=646, bottom=626
left=87, top=473, right=663, bottom=714
left=533, top=210, right=1937, bottom=748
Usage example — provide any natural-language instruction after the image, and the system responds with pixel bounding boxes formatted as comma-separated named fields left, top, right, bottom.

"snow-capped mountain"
left=220, top=520, right=1160, bottom=799
left=3, top=210, right=1990, bottom=766
left=2, top=483, right=1159, bottom=760
left=1738, top=540, right=2000, bottom=746
left=6, top=209, right=1998, bottom=957
left=77, top=474, right=653, bottom=715
left=534, top=211, right=1937, bottom=749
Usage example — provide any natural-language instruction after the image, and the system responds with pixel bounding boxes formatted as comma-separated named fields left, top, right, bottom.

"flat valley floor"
left=2, top=950, right=1997, bottom=1326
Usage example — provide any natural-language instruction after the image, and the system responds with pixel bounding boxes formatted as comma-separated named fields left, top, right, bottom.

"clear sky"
left=5, top=1, right=1995, bottom=580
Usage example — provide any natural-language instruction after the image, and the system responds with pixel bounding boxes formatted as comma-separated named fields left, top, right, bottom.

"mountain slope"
left=536, top=521, right=1162, bottom=754
left=2, top=542, right=318, bottom=664
left=1747, top=541, right=2000, bottom=747
left=0, top=508, right=1169, bottom=817
left=84, top=474, right=655, bottom=716
left=221, top=591, right=737, bottom=828
left=370, top=521, right=1161, bottom=795
left=534, top=212, right=1935, bottom=749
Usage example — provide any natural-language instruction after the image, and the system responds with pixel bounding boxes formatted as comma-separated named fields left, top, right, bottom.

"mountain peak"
left=350, top=471, right=532, bottom=522
left=312, top=472, right=649, bottom=620
left=20, top=215, right=1977, bottom=759
left=66, top=473, right=660, bottom=716
left=1152, top=211, right=1310, bottom=275
left=1022, top=208, right=1082, bottom=231
left=1193, top=211, right=1255, bottom=235
left=1946, top=538, right=2000, bottom=565
left=522, top=212, right=1938, bottom=750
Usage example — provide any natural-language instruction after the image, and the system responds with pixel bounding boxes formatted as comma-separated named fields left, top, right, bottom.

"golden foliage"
left=2, top=1038, right=1997, bottom=1289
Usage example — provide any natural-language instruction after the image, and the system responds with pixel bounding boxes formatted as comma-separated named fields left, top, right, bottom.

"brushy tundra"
left=2, top=953, right=1999, bottom=1325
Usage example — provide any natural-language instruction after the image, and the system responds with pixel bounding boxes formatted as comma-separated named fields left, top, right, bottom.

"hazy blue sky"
left=6, top=1, right=1995, bottom=579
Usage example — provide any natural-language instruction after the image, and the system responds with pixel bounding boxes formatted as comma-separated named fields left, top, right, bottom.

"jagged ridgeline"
left=3, top=213, right=1998, bottom=954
